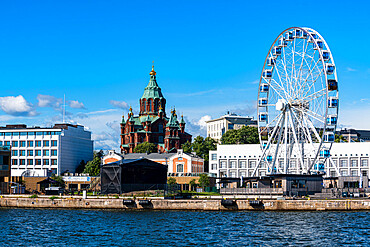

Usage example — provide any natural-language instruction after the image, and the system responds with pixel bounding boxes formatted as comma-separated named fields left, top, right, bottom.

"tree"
left=221, top=126, right=259, bottom=145
left=133, top=142, right=157, bottom=153
left=75, top=160, right=86, bottom=173
left=181, top=136, right=217, bottom=172
left=167, top=177, right=177, bottom=185
left=83, top=150, right=104, bottom=176
left=51, top=174, right=65, bottom=188
left=198, top=173, right=210, bottom=189
left=189, top=179, right=198, bottom=191
left=334, top=134, right=346, bottom=143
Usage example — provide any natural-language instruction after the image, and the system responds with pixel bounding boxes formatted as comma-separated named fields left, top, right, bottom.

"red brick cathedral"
left=120, top=65, right=192, bottom=153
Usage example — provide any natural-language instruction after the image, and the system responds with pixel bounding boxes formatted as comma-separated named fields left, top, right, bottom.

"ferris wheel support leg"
left=304, top=115, right=324, bottom=173
left=328, top=157, right=340, bottom=177
left=284, top=111, right=288, bottom=174
left=271, top=112, right=286, bottom=174
left=288, top=110, right=305, bottom=174
left=253, top=114, right=284, bottom=177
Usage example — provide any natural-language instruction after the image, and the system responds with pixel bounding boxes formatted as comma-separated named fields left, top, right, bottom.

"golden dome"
left=149, top=65, right=156, bottom=76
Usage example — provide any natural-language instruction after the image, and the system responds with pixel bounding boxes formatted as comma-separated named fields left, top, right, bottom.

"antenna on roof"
left=63, top=94, right=66, bottom=123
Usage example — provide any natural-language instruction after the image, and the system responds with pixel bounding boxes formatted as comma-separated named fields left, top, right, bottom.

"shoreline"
left=1, top=197, right=370, bottom=211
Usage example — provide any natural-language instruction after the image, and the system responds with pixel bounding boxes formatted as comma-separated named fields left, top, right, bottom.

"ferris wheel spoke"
left=265, top=78, right=288, bottom=100
left=287, top=110, right=305, bottom=170
left=302, top=68, right=325, bottom=99
left=302, top=88, right=326, bottom=101
left=291, top=106, right=325, bottom=124
left=296, top=49, right=320, bottom=98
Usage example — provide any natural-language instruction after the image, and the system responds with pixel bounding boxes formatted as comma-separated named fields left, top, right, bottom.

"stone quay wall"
left=1, top=197, right=370, bottom=211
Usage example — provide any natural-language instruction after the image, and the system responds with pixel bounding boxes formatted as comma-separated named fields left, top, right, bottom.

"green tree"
left=189, top=179, right=198, bottom=191
left=167, top=177, right=177, bottom=185
left=181, top=136, right=217, bottom=171
left=198, top=173, right=210, bottom=189
left=221, top=126, right=259, bottom=145
left=75, top=160, right=86, bottom=173
left=133, top=142, right=157, bottom=153
left=334, top=134, right=346, bottom=143
left=51, top=174, right=65, bottom=188
left=83, top=150, right=104, bottom=176
left=182, top=141, right=192, bottom=154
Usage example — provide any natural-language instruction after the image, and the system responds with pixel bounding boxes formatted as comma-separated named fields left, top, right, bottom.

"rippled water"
left=2, top=208, right=369, bottom=246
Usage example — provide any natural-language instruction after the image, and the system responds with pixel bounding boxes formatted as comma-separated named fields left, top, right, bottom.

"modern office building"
left=0, top=124, right=93, bottom=177
left=338, top=128, right=370, bottom=142
left=206, top=113, right=257, bottom=142
left=209, top=143, right=370, bottom=179
left=0, top=145, right=11, bottom=193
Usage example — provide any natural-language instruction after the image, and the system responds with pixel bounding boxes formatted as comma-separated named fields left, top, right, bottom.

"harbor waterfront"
left=2, top=208, right=370, bottom=246
left=2, top=196, right=370, bottom=211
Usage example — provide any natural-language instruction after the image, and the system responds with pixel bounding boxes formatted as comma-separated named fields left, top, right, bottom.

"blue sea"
left=2, top=209, right=369, bottom=246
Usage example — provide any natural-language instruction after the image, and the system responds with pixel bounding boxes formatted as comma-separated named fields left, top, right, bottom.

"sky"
left=0, top=0, right=369, bottom=150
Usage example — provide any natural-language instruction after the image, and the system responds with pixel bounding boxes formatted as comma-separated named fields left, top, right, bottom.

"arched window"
left=142, top=99, right=146, bottom=112
left=177, top=164, right=184, bottom=173
left=148, top=99, right=152, bottom=112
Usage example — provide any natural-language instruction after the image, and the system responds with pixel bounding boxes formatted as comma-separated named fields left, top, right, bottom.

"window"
left=12, top=150, right=18, bottom=156
left=178, top=157, right=183, bottom=161
left=211, top=154, right=217, bottom=161
left=229, top=160, right=236, bottom=168
left=20, top=141, right=26, bottom=147
left=0, top=141, right=2, bottom=146
left=361, top=159, right=368, bottom=167
left=351, top=170, right=358, bottom=176
left=51, top=140, right=57, bottom=147
left=240, top=171, right=246, bottom=177
left=20, top=150, right=25, bottom=156
left=20, top=132, right=27, bottom=136
left=27, top=150, right=34, bottom=156
left=12, top=141, right=18, bottom=147
left=177, top=164, right=184, bottom=173
left=27, top=141, right=34, bottom=147
left=229, top=171, right=236, bottom=177
left=158, top=124, right=163, bottom=133
left=350, top=160, right=358, bottom=167
left=239, top=161, right=246, bottom=168
left=290, top=161, right=296, bottom=168
left=158, top=136, right=164, bottom=143
left=4, top=141, right=10, bottom=146
left=43, top=150, right=50, bottom=156
left=220, top=161, right=227, bottom=169
left=248, top=160, right=256, bottom=168
left=43, top=159, right=50, bottom=166
left=340, top=159, right=348, bottom=167
left=35, top=141, right=41, bottom=147
left=36, top=132, right=43, bottom=136
left=27, top=159, right=33, bottom=165
left=51, top=159, right=57, bottom=166
left=51, top=150, right=57, bottom=156
left=20, top=159, right=25, bottom=165
left=12, top=159, right=17, bottom=166
left=362, top=170, right=368, bottom=177
left=330, top=171, right=337, bottom=177
left=43, top=140, right=49, bottom=147
left=35, top=150, right=41, bottom=156
left=260, top=171, right=266, bottom=176
left=211, top=164, right=217, bottom=170
left=35, top=159, right=41, bottom=165
left=340, top=170, right=348, bottom=176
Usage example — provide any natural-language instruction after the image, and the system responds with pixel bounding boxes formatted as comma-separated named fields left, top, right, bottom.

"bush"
left=49, top=196, right=59, bottom=200
left=29, top=194, right=38, bottom=198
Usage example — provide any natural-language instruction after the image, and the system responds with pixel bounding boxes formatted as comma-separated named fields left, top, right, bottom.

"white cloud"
left=37, top=94, right=62, bottom=109
left=346, top=67, right=357, bottom=72
left=69, top=100, right=86, bottom=109
left=0, top=95, right=38, bottom=117
left=110, top=100, right=129, bottom=110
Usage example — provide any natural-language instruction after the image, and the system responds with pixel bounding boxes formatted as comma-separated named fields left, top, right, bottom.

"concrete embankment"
left=2, top=197, right=370, bottom=211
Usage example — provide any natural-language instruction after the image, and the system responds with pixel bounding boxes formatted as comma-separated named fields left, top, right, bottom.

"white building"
left=206, top=113, right=257, bottom=142
left=0, top=124, right=93, bottom=177
left=209, top=143, right=370, bottom=179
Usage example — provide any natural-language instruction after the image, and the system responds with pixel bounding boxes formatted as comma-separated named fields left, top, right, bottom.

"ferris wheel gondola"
left=255, top=27, right=339, bottom=176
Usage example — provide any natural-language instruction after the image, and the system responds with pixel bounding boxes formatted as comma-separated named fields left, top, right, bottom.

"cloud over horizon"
left=0, top=95, right=38, bottom=117
left=110, top=100, right=129, bottom=110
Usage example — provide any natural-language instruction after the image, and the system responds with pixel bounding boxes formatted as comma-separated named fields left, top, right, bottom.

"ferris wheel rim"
left=256, top=27, right=339, bottom=175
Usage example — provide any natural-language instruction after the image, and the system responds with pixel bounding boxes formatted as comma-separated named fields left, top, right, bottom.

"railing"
left=220, top=187, right=284, bottom=195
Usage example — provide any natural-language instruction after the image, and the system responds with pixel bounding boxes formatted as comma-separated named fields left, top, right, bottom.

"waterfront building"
left=0, top=124, right=93, bottom=177
left=209, top=142, right=370, bottom=181
left=103, top=149, right=204, bottom=175
left=206, top=113, right=257, bottom=142
left=101, top=158, right=168, bottom=194
left=120, top=65, right=192, bottom=154
left=338, top=128, right=370, bottom=142
left=0, top=145, right=11, bottom=193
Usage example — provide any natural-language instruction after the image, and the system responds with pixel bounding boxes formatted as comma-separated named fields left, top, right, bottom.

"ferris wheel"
left=254, top=27, right=339, bottom=176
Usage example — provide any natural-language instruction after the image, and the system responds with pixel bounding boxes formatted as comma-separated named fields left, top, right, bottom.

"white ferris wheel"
left=255, top=27, right=339, bottom=176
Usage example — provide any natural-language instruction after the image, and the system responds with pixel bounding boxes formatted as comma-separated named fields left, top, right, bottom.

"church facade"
left=120, top=66, right=192, bottom=154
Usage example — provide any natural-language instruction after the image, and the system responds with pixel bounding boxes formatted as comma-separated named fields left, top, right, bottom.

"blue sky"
left=0, top=0, right=369, bottom=150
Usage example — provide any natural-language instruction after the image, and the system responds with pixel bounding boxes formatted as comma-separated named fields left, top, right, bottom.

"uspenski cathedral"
left=120, top=65, right=192, bottom=153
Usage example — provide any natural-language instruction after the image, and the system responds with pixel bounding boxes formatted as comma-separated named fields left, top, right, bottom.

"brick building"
left=120, top=65, right=192, bottom=153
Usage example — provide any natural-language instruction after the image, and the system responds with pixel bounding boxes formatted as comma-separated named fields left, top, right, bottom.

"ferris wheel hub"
left=276, top=99, right=287, bottom=111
